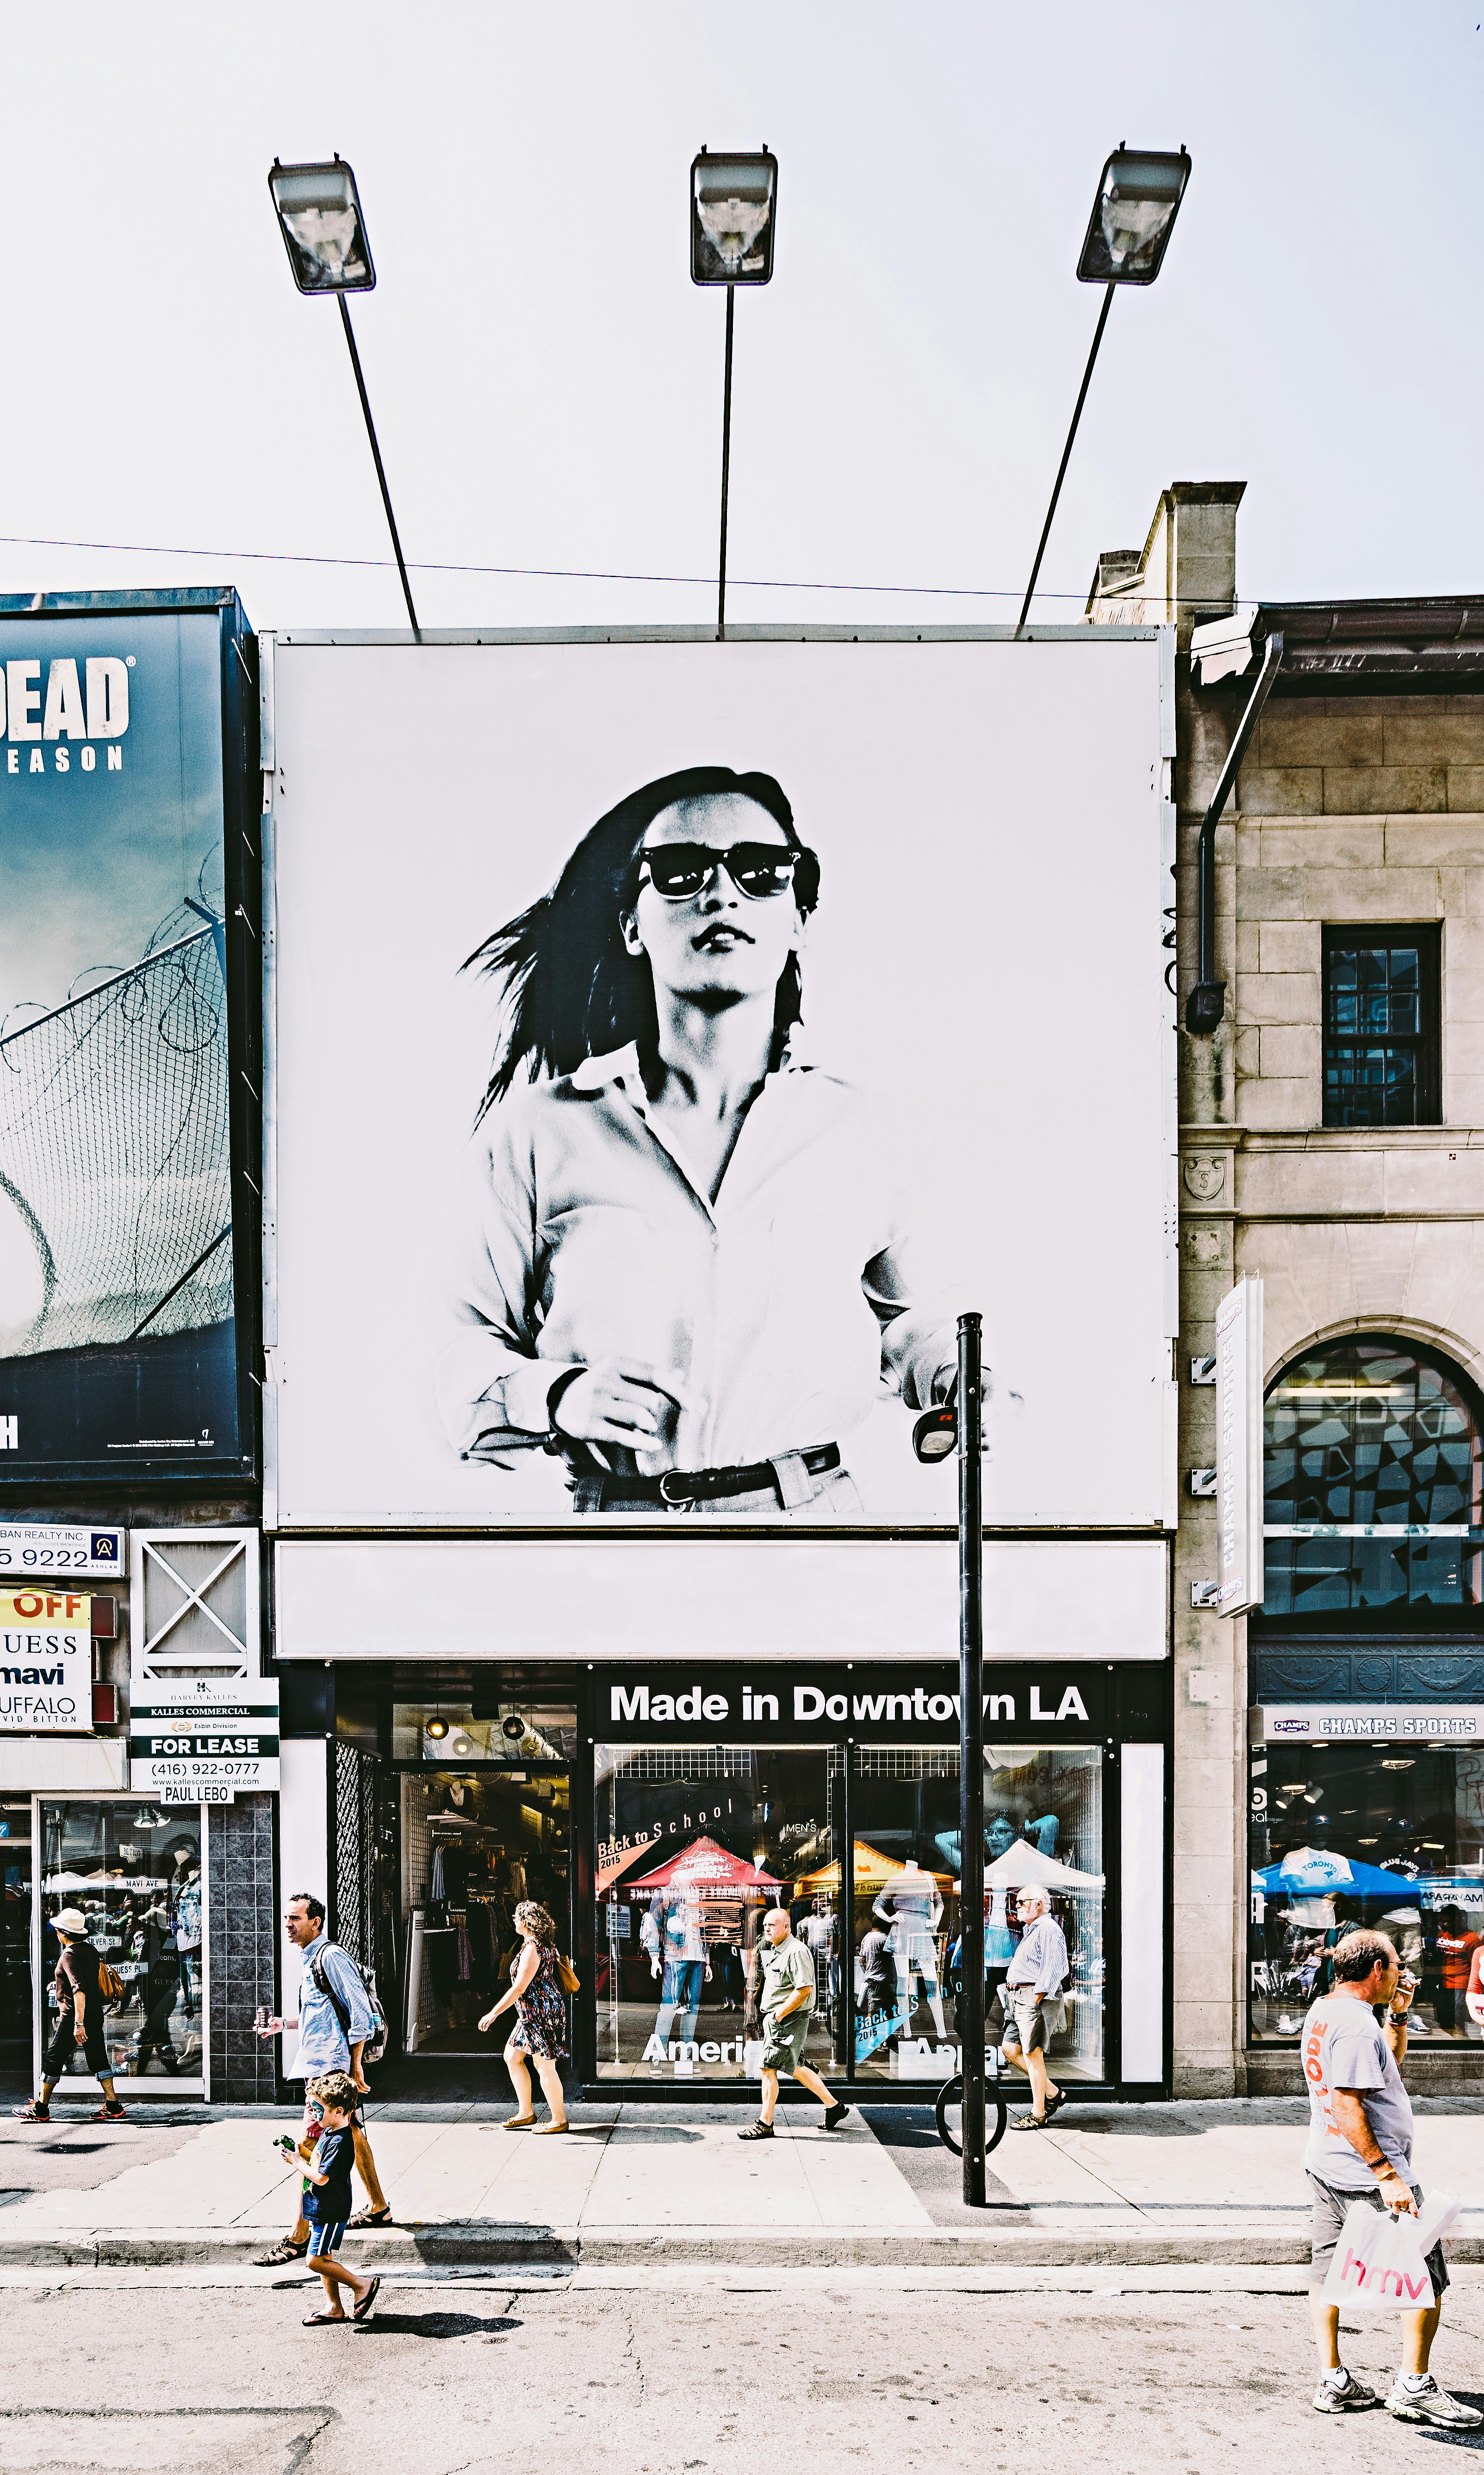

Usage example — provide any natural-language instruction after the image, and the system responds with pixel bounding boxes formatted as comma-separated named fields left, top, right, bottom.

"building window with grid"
left=1322, top=924, right=1441, bottom=1126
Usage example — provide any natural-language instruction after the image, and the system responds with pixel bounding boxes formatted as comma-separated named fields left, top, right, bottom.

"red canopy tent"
left=625, top=1834, right=782, bottom=1891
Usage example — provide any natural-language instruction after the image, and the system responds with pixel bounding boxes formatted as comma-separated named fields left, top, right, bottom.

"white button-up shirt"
left=436, top=1042, right=958, bottom=1475
left=1005, top=1913, right=1070, bottom=1997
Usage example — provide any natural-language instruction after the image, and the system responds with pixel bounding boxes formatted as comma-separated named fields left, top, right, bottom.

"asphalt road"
left=4, top=2273, right=1484, bottom=2473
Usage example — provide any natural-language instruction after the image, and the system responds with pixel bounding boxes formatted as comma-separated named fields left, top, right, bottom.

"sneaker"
left=1312, top=2369, right=1379, bottom=2414
left=822, top=2102, right=851, bottom=2131
left=1385, top=2375, right=1484, bottom=2428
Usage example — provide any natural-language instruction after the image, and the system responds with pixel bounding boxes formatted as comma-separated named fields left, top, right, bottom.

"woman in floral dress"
left=478, top=1900, right=570, bottom=2133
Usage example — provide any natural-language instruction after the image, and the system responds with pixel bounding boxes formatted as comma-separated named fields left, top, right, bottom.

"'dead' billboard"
left=0, top=599, right=253, bottom=1479
left=270, top=633, right=1174, bottom=1529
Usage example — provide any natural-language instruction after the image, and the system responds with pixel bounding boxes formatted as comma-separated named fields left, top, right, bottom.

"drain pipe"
left=1185, top=630, right=1284, bottom=1033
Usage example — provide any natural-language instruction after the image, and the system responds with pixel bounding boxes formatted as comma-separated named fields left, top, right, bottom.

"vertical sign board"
left=1216, top=1274, right=1264, bottom=1615
left=0, top=1586, right=93, bottom=1732
left=0, top=593, right=257, bottom=1481
left=129, top=1676, right=280, bottom=1806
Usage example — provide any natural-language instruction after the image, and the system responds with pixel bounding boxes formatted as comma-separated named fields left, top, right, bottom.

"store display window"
left=37, top=1802, right=206, bottom=2088
left=391, top=1700, right=577, bottom=1763
left=400, top=1768, right=571, bottom=2056
left=851, top=1744, right=1105, bottom=2083
left=595, top=1745, right=838, bottom=2081
left=1249, top=1741, right=1484, bottom=2041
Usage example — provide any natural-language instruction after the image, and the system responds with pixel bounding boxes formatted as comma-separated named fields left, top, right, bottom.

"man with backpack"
left=253, top=1891, right=394, bottom=2268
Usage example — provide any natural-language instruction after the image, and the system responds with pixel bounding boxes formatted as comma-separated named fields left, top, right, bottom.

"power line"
left=0, top=531, right=1257, bottom=609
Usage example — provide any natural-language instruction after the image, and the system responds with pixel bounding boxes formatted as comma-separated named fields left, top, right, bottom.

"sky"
left=4, top=4, right=1481, bottom=637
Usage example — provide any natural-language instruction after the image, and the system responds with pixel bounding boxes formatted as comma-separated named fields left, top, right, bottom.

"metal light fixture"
left=425, top=1713, right=449, bottom=1741
left=502, top=1714, right=525, bottom=1741
left=690, top=147, right=777, bottom=641
left=1076, top=147, right=1191, bottom=286
left=268, top=154, right=421, bottom=640
left=1016, top=143, right=1191, bottom=636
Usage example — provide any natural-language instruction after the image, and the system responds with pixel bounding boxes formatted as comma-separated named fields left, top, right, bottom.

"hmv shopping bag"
left=1322, top=2191, right=1463, bottom=2314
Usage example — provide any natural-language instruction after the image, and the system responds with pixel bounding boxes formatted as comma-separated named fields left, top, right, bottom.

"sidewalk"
left=5, top=2097, right=1484, bottom=2270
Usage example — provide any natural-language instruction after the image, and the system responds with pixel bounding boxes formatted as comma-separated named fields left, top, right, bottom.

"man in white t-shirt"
left=1302, top=1927, right=1479, bottom=2428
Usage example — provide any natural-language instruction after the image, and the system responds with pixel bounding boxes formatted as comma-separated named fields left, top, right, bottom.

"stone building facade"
left=1091, top=485, right=1484, bottom=2095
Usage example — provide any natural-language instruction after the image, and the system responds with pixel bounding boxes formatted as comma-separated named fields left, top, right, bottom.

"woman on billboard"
left=435, top=765, right=965, bottom=1517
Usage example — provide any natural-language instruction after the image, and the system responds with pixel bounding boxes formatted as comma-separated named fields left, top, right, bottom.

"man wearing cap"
left=13, top=1908, right=127, bottom=2124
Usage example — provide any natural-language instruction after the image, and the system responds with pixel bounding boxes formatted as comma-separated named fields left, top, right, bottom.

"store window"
left=1, top=1796, right=31, bottom=2076
left=1264, top=1337, right=1484, bottom=1617
left=851, top=1745, right=1105, bottom=2083
left=400, top=1768, right=571, bottom=2056
left=1249, top=1741, right=1484, bottom=2042
left=391, top=1700, right=577, bottom=1763
left=595, top=1745, right=838, bottom=2081
left=38, top=1802, right=205, bottom=2085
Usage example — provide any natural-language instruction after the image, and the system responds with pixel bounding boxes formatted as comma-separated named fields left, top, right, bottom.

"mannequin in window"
left=872, top=1860, right=946, bottom=2040
left=652, top=1893, right=710, bottom=2047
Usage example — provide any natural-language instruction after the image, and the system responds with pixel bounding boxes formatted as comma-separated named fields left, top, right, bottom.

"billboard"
left=0, top=597, right=256, bottom=1480
left=269, top=631, right=1174, bottom=1530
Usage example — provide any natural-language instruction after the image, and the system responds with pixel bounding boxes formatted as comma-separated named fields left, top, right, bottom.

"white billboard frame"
left=259, top=623, right=1179, bottom=1545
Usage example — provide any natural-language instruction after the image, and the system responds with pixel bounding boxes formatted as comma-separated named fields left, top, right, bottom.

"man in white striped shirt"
left=1000, top=1886, right=1069, bottom=2131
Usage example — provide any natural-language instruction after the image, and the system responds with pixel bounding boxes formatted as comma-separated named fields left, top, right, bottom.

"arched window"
left=1263, top=1336, right=1484, bottom=1617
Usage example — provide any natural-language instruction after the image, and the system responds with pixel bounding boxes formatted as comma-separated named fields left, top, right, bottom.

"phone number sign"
left=0, top=1524, right=124, bottom=1577
left=129, top=1679, right=280, bottom=1800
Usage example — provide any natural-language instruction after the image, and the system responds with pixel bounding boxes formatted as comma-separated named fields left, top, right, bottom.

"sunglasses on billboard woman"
left=636, top=840, right=809, bottom=902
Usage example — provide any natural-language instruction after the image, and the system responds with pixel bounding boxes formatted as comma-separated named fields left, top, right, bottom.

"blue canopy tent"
left=1252, top=1847, right=1422, bottom=1902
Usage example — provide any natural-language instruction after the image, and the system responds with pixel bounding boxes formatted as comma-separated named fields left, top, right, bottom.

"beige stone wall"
left=1092, top=485, right=1484, bottom=2095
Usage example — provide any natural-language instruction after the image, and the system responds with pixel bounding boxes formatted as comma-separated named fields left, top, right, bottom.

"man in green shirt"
left=739, top=1907, right=850, bottom=2139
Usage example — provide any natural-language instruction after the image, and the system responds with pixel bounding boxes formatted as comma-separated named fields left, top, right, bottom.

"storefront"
left=291, top=1655, right=1170, bottom=2102
left=1247, top=1333, right=1484, bottom=2080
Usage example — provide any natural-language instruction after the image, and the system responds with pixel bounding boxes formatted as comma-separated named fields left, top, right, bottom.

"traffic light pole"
left=957, top=1311, right=986, bottom=2206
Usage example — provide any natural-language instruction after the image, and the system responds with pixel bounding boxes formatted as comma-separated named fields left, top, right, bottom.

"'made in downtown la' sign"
left=600, top=1663, right=1108, bottom=1742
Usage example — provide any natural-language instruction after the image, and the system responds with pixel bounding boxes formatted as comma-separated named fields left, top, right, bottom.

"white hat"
left=52, top=1908, right=88, bottom=1934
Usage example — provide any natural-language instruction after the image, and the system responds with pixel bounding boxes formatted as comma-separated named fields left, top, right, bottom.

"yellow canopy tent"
left=796, top=1842, right=952, bottom=1895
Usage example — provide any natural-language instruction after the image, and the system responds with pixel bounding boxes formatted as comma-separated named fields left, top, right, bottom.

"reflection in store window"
left=851, top=1745, right=1105, bottom=2083
left=39, top=1803, right=205, bottom=2083
left=391, top=1701, right=577, bottom=1762
left=595, top=1745, right=838, bottom=2081
left=1249, top=1743, right=1484, bottom=2040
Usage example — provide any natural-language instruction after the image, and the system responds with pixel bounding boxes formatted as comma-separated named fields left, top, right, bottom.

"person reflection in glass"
left=437, top=766, right=967, bottom=1518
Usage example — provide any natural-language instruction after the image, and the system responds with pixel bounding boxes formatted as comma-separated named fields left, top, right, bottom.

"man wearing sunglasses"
left=438, top=764, right=968, bottom=1519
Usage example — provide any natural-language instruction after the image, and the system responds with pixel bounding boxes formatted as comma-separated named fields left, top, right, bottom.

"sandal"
left=347, top=2206, right=393, bottom=2228
left=11, top=2103, right=50, bottom=2123
left=737, top=2120, right=775, bottom=2140
left=499, top=2114, right=537, bottom=2131
left=1041, top=2089, right=1066, bottom=2121
left=254, top=2237, right=310, bottom=2267
left=1012, top=2112, right=1047, bottom=2130
left=303, top=2311, right=349, bottom=2326
left=352, top=2275, right=381, bottom=2322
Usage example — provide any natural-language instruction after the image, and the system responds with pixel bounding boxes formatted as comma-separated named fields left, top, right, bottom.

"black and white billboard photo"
left=268, top=631, right=1174, bottom=1530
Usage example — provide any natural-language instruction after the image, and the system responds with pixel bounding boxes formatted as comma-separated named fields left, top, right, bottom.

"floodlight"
left=1077, top=146, right=1190, bottom=286
left=269, top=157, right=375, bottom=295
left=691, top=149, right=777, bottom=285
left=913, top=1406, right=958, bottom=1464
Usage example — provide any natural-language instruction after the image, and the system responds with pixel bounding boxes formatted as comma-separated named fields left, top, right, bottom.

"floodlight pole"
left=717, top=283, right=735, bottom=642
left=958, top=1310, right=987, bottom=2208
left=337, top=293, right=422, bottom=642
left=1015, top=281, right=1116, bottom=637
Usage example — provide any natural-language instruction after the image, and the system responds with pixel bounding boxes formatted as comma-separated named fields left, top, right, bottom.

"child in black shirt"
left=278, top=2073, right=379, bottom=2324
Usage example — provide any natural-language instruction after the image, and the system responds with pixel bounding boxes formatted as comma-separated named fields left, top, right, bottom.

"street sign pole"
left=958, top=1311, right=986, bottom=2206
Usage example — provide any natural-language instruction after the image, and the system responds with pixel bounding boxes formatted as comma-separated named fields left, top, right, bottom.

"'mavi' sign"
left=601, top=1663, right=1107, bottom=1741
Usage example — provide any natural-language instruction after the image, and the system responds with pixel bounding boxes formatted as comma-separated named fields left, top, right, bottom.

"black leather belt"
left=587, top=1442, right=841, bottom=1510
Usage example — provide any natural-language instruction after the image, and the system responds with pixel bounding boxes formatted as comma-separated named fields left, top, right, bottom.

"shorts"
left=758, top=2010, right=812, bottom=2074
left=999, top=1990, right=1064, bottom=2054
left=44, top=2014, right=112, bottom=2080
left=306, top=2220, right=348, bottom=2260
left=1307, top=2171, right=1450, bottom=2297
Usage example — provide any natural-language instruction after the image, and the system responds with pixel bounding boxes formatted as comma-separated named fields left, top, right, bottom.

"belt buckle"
left=658, top=1471, right=695, bottom=1511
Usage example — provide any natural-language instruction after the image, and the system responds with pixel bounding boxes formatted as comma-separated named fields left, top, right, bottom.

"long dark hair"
left=465, top=766, right=820, bottom=1120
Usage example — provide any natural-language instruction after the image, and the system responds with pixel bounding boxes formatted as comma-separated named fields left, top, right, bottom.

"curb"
left=11, top=2223, right=1484, bottom=2271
